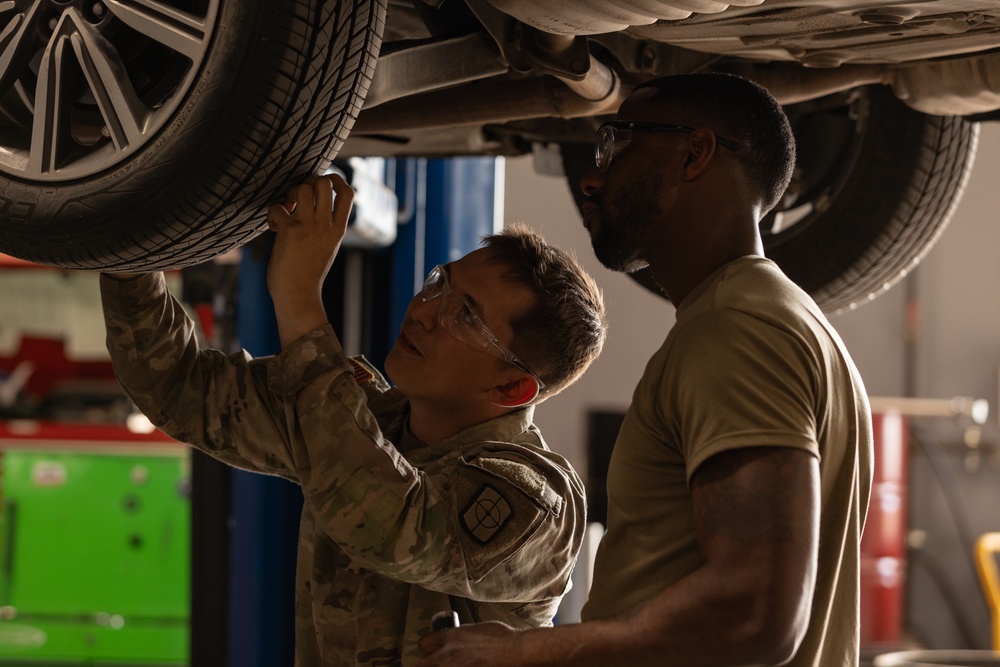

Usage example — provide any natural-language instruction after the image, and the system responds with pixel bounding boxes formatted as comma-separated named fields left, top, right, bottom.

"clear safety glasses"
left=420, top=265, right=546, bottom=391
left=595, top=120, right=741, bottom=173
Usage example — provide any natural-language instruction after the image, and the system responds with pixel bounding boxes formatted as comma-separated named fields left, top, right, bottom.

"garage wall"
left=504, top=121, right=1000, bottom=649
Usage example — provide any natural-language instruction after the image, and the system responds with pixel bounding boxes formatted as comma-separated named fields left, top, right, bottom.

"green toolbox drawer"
left=0, top=448, right=190, bottom=665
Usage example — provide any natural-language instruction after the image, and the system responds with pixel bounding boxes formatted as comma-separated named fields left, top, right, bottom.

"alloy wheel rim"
left=0, top=0, right=219, bottom=181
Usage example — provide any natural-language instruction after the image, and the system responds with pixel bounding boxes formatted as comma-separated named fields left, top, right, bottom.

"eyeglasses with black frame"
left=420, top=265, right=546, bottom=391
left=594, top=121, right=741, bottom=173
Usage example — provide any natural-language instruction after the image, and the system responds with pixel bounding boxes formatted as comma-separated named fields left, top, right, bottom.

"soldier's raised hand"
left=266, top=174, right=354, bottom=347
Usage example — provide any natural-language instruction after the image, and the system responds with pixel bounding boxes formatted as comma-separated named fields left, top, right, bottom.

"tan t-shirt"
left=582, top=257, right=872, bottom=667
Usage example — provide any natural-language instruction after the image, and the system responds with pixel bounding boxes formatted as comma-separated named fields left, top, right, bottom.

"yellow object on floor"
left=976, top=532, right=1000, bottom=651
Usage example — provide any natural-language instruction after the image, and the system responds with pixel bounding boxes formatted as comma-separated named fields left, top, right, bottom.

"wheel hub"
left=40, top=0, right=114, bottom=28
left=0, top=0, right=219, bottom=180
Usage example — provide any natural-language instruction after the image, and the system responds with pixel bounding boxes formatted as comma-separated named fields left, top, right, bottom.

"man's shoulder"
left=460, top=445, right=576, bottom=517
left=462, top=430, right=580, bottom=482
left=347, top=355, right=393, bottom=393
left=446, top=440, right=585, bottom=587
left=679, top=258, right=829, bottom=340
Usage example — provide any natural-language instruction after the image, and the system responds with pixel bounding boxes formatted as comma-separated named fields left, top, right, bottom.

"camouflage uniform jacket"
left=100, top=273, right=586, bottom=667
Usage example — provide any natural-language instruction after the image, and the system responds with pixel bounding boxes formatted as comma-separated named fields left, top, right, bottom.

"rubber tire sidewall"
left=766, top=86, right=979, bottom=313
left=0, top=0, right=384, bottom=270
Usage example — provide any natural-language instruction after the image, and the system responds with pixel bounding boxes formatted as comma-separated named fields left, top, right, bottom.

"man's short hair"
left=482, top=224, right=607, bottom=398
left=634, top=73, right=796, bottom=212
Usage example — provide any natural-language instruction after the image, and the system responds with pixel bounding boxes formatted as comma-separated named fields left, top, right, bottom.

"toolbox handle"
left=0, top=500, right=17, bottom=604
left=0, top=500, right=15, bottom=603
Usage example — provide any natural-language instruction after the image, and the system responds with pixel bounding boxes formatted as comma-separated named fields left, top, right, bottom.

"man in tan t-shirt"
left=420, top=73, right=873, bottom=667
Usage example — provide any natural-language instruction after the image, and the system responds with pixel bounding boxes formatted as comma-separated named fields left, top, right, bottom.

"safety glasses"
left=595, top=120, right=741, bottom=172
left=420, top=266, right=546, bottom=391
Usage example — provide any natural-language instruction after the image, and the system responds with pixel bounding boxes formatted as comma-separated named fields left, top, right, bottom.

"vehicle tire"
left=0, top=0, right=386, bottom=271
left=561, top=86, right=979, bottom=314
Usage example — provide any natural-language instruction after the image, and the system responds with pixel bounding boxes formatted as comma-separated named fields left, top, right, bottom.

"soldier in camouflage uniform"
left=100, top=174, right=607, bottom=666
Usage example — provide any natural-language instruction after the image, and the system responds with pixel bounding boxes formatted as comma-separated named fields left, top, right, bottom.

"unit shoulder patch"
left=450, top=463, right=549, bottom=579
left=461, top=484, right=512, bottom=544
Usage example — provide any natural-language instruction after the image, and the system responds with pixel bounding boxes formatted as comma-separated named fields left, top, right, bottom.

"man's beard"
left=590, top=169, right=663, bottom=274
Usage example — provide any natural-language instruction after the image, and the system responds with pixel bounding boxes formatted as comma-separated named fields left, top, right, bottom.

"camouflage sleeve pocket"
left=449, top=461, right=550, bottom=582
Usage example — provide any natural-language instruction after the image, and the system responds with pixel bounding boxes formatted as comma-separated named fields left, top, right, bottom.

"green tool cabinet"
left=0, top=447, right=190, bottom=665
